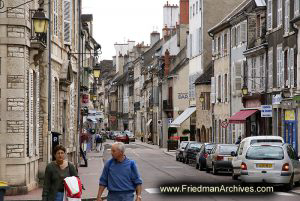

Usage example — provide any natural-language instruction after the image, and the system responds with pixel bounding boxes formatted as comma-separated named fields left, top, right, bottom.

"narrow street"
left=102, top=141, right=300, bottom=201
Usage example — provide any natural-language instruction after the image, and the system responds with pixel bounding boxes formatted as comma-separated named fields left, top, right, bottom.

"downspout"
left=208, top=32, right=215, bottom=143
left=77, top=0, right=82, bottom=166
left=47, top=0, right=52, bottom=163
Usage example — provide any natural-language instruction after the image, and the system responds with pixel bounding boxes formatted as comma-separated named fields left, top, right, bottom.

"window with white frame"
left=217, top=36, right=221, bottom=56
left=251, top=58, right=257, bottom=90
left=53, top=0, right=58, bottom=36
left=231, top=27, right=236, bottom=48
left=268, top=48, right=273, bottom=89
left=267, top=0, right=273, bottom=30
left=287, top=48, right=295, bottom=88
left=241, top=22, right=247, bottom=43
left=218, top=75, right=221, bottom=101
left=277, top=44, right=283, bottom=88
left=211, top=76, right=216, bottom=103
left=236, top=25, right=241, bottom=46
left=295, top=0, right=300, bottom=16
left=63, top=0, right=72, bottom=44
left=284, top=0, right=290, bottom=34
left=225, top=74, right=228, bottom=102
left=224, top=33, right=228, bottom=55
left=278, top=0, right=282, bottom=27
left=235, top=62, right=242, bottom=91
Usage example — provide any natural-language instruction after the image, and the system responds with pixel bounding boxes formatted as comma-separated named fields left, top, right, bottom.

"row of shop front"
left=167, top=93, right=299, bottom=154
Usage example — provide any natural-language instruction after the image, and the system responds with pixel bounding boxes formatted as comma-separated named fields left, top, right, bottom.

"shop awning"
left=229, top=109, right=258, bottom=124
left=170, top=107, right=196, bottom=127
left=146, top=119, right=152, bottom=127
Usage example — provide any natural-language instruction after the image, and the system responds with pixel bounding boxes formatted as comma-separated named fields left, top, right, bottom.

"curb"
left=290, top=190, right=300, bottom=195
left=131, top=142, right=158, bottom=150
left=163, top=150, right=176, bottom=157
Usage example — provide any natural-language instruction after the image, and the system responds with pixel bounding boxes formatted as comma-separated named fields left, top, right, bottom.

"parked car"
left=111, top=131, right=122, bottom=140
left=196, top=143, right=216, bottom=171
left=240, top=143, right=300, bottom=190
left=183, top=142, right=204, bottom=164
left=115, top=133, right=129, bottom=144
left=206, top=144, right=238, bottom=174
left=231, top=136, right=284, bottom=180
left=123, top=130, right=135, bottom=142
left=176, top=141, right=191, bottom=161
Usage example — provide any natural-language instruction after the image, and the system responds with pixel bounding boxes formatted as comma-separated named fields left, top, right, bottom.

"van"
left=231, top=136, right=284, bottom=180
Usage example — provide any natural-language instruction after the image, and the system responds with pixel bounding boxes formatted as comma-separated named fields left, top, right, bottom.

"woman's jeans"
left=55, top=192, right=64, bottom=201
left=107, top=191, right=134, bottom=201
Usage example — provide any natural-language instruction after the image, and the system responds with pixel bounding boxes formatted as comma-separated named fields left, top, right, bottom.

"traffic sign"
left=221, top=121, right=229, bottom=128
left=261, top=105, right=272, bottom=117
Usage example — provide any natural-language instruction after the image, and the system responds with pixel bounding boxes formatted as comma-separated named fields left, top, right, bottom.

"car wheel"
left=212, top=164, right=218, bottom=175
left=196, top=163, right=199, bottom=169
left=232, top=172, right=238, bottom=180
left=284, top=174, right=294, bottom=191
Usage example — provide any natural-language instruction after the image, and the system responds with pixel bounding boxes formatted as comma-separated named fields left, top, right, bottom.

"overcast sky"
left=82, top=0, right=179, bottom=60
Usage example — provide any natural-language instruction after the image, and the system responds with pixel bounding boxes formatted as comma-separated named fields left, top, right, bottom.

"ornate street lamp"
left=241, top=85, right=248, bottom=96
left=32, top=8, right=49, bottom=34
left=93, top=69, right=101, bottom=78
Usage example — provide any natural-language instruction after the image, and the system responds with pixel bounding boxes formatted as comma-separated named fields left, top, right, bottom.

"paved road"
left=103, top=142, right=300, bottom=201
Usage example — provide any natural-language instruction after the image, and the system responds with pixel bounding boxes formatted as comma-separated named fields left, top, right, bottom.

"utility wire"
left=0, top=0, right=34, bottom=14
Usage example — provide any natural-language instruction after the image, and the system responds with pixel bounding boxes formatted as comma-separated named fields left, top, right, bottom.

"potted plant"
left=182, top=129, right=190, bottom=135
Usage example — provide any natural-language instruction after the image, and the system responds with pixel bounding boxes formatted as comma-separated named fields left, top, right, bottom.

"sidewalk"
left=4, top=146, right=107, bottom=201
left=132, top=140, right=176, bottom=157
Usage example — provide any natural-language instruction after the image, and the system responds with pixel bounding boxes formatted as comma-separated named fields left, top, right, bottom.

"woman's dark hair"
left=53, top=145, right=66, bottom=155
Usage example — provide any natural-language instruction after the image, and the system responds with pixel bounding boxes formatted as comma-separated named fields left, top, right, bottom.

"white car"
left=240, top=143, right=300, bottom=190
left=231, top=136, right=284, bottom=180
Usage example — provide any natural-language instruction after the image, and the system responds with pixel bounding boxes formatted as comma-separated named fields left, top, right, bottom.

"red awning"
left=229, top=110, right=258, bottom=124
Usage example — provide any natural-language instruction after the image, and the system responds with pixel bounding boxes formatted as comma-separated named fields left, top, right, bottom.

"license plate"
left=227, top=157, right=233, bottom=161
left=256, top=164, right=272, bottom=168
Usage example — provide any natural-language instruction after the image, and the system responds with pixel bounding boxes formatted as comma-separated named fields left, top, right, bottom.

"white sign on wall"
left=261, top=105, right=272, bottom=117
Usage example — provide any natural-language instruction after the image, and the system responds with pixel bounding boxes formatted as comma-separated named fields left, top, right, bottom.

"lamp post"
left=241, top=85, right=248, bottom=96
left=32, top=8, right=49, bottom=44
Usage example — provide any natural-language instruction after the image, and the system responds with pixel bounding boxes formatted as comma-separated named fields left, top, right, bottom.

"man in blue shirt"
left=97, top=142, right=143, bottom=201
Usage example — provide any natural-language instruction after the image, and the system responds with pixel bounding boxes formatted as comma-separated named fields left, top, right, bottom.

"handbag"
left=63, top=176, right=82, bottom=201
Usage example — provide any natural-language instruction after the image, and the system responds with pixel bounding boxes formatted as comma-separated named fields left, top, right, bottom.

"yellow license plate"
left=256, top=164, right=272, bottom=168
left=228, top=157, right=233, bottom=161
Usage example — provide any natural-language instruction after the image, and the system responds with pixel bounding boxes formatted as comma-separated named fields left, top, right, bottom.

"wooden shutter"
left=287, top=49, right=291, bottom=87
left=221, top=34, right=224, bottom=57
left=64, top=0, right=72, bottom=44
left=241, top=22, right=247, bottom=43
left=267, top=0, right=272, bottom=30
left=36, top=71, right=40, bottom=155
left=277, top=46, right=281, bottom=88
left=216, top=76, right=219, bottom=102
left=290, top=48, right=295, bottom=87
left=268, top=49, right=273, bottom=89
left=281, top=50, right=285, bottom=88
left=29, top=69, right=34, bottom=157
left=211, top=77, right=216, bottom=103
left=212, top=39, right=215, bottom=56
left=231, top=27, right=235, bottom=48
left=284, top=0, right=289, bottom=33
left=235, top=62, right=242, bottom=91
left=278, top=0, right=282, bottom=26
left=295, top=0, right=300, bottom=16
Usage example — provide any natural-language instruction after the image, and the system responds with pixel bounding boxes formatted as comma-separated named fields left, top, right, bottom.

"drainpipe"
left=208, top=32, right=215, bottom=143
left=47, top=0, right=52, bottom=163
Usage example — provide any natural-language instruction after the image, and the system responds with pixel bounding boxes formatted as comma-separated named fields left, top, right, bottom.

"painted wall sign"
left=285, top=110, right=295, bottom=121
left=261, top=105, right=272, bottom=117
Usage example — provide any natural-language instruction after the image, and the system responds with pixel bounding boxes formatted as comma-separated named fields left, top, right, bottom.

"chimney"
left=180, top=0, right=189, bottom=25
left=150, top=31, right=160, bottom=47
left=164, top=49, right=170, bottom=76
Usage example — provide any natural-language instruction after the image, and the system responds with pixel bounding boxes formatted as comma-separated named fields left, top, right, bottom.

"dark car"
left=182, top=142, right=204, bottom=164
left=206, top=144, right=238, bottom=174
left=176, top=141, right=191, bottom=161
left=195, top=143, right=216, bottom=171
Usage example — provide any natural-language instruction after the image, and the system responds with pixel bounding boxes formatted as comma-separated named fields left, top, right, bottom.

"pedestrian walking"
left=96, top=142, right=143, bottom=201
left=235, top=136, right=242, bottom=145
left=95, top=133, right=103, bottom=152
left=42, top=145, right=78, bottom=201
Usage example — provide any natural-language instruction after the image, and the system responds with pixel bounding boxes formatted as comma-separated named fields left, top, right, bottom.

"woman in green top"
left=42, top=145, right=78, bottom=201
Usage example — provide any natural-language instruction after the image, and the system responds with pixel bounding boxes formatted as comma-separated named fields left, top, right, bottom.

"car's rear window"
left=190, top=143, right=201, bottom=149
left=250, top=139, right=283, bottom=145
left=246, top=146, right=284, bottom=160
left=181, top=142, right=188, bottom=148
left=219, top=145, right=238, bottom=155
left=205, top=144, right=215, bottom=151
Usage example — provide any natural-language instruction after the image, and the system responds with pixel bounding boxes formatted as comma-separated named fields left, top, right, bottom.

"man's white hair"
left=113, top=142, right=125, bottom=153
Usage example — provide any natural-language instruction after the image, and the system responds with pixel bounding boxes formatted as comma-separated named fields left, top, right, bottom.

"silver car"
left=206, top=144, right=238, bottom=174
left=240, top=143, right=300, bottom=190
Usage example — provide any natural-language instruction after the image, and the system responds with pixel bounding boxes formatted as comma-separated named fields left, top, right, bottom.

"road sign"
left=221, top=121, right=229, bottom=128
left=261, top=105, right=272, bottom=117
left=168, top=118, right=173, bottom=125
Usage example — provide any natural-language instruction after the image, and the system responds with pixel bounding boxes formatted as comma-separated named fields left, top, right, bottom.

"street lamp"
left=93, top=69, right=101, bottom=79
left=32, top=8, right=49, bottom=34
left=241, top=85, right=248, bottom=96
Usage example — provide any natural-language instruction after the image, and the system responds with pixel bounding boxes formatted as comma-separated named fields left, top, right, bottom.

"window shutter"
left=235, top=62, right=242, bottom=91
left=287, top=49, right=291, bottom=87
left=216, top=76, right=219, bottom=102
left=277, top=46, right=281, bottom=88
left=221, top=34, right=224, bottom=57
left=212, top=39, right=215, bottom=56
left=36, top=71, right=40, bottom=155
left=268, top=49, right=273, bottom=89
left=278, top=0, right=282, bottom=26
left=64, top=0, right=72, bottom=44
left=211, top=77, right=216, bottom=103
left=221, top=75, right=224, bottom=102
left=281, top=50, right=285, bottom=88
left=248, top=59, right=252, bottom=92
left=231, top=27, right=235, bottom=48
left=267, top=0, right=272, bottom=30
left=290, top=48, right=295, bottom=87
left=241, top=22, right=247, bottom=42
left=199, top=27, right=202, bottom=53
left=284, top=0, right=290, bottom=33
left=227, top=30, right=230, bottom=54
left=216, top=37, right=219, bottom=55
left=295, top=0, right=300, bottom=16
left=29, top=69, right=34, bottom=157
left=53, top=0, right=58, bottom=36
